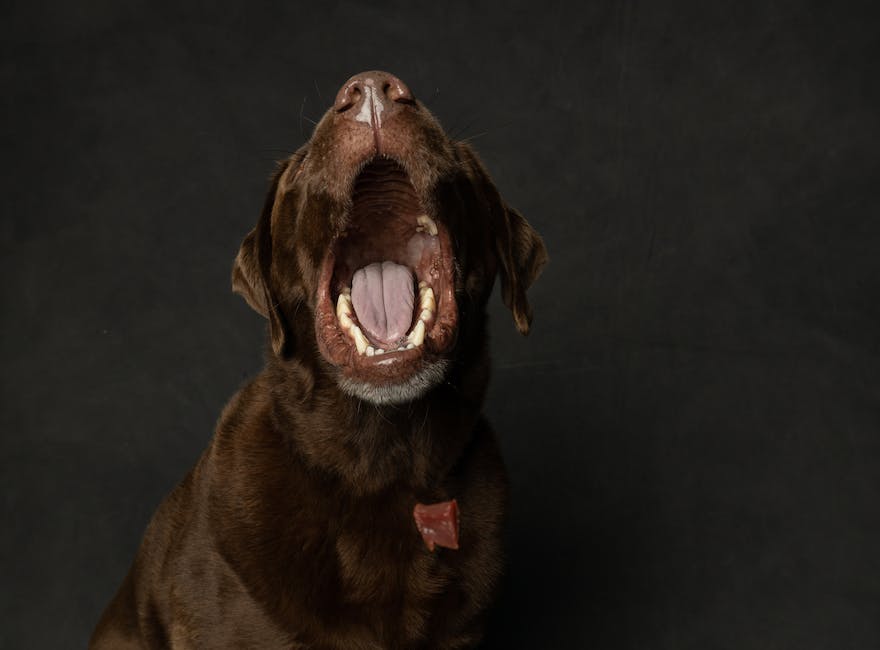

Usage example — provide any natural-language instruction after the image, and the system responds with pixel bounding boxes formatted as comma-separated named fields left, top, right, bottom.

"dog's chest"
left=332, top=493, right=450, bottom=605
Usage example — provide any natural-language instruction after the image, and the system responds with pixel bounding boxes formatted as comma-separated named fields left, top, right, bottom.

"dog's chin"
left=313, top=156, right=459, bottom=404
left=337, top=360, right=451, bottom=405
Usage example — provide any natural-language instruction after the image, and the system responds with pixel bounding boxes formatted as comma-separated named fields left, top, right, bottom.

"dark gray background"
left=3, top=1, right=879, bottom=648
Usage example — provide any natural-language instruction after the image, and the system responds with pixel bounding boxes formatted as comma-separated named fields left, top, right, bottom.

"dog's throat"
left=351, top=261, right=415, bottom=346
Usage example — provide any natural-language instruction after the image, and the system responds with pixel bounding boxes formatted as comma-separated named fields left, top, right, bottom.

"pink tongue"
left=351, top=261, right=415, bottom=346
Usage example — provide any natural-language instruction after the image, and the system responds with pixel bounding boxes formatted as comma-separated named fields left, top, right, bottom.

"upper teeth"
left=416, top=215, right=438, bottom=236
left=335, top=284, right=437, bottom=356
left=418, top=284, right=435, bottom=314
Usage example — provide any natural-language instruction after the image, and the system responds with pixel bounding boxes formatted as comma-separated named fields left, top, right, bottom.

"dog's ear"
left=457, top=143, right=548, bottom=335
left=494, top=204, right=548, bottom=335
left=232, top=227, right=269, bottom=317
left=232, top=159, right=291, bottom=356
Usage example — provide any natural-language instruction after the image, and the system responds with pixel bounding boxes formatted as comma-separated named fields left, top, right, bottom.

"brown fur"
left=91, top=73, right=547, bottom=649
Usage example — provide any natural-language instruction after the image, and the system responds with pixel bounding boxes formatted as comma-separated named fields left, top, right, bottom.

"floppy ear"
left=232, top=160, right=291, bottom=356
left=458, top=143, right=548, bottom=335
left=232, top=227, right=269, bottom=317
left=494, top=203, right=548, bottom=335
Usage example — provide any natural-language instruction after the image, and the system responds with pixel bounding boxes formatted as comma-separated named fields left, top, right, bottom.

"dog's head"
left=232, top=71, right=547, bottom=405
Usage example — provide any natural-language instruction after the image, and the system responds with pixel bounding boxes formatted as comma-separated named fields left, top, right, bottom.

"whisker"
left=298, top=96, right=307, bottom=136
left=255, top=148, right=297, bottom=155
left=313, top=78, right=325, bottom=104
left=449, top=113, right=480, bottom=141
left=457, top=130, right=490, bottom=144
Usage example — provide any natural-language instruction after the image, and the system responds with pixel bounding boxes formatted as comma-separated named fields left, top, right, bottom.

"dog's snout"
left=334, top=71, right=414, bottom=123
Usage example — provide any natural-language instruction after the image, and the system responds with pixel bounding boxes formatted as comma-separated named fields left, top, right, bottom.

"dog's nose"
left=334, top=71, right=414, bottom=125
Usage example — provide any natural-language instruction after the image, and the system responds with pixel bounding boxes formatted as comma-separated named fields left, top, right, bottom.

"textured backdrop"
left=2, top=1, right=879, bottom=648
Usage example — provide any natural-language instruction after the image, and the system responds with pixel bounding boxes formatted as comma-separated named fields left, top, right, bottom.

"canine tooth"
left=350, top=325, right=369, bottom=354
left=408, top=319, right=426, bottom=347
left=366, top=346, right=375, bottom=357
left=336, top=294, right=353, bottom=329
left=417, top=215, right=438, bottom=236
left=419, top=308, right=433, bottom=322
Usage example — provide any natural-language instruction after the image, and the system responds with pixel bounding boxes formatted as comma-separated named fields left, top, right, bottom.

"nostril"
left=335, top=82, right=363, bottom=113
left=384, top=75, right=415, bottom=105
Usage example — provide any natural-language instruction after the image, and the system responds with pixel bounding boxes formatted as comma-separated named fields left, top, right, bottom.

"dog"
left=90, top=70, right=547, bottom=649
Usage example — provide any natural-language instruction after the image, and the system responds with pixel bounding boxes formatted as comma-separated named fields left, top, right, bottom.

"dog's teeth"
left=375, top=348, right=385, bottom=355
left=419, top=286, right=435, bottom=313
left=342, top=286, right=351, bottom=296
left=406, top=343, right=415, bottom=350
left=419, top=308, right=433, bottom=323
left=336, top=293, right=354, bottom=329
left=366, top=346, right=375, bottom=357
left=350, top=325, right=369, bottom=354
left=418, top=280, right=427, bottom=290
left=408, top=319, right=426, bottom=347
left=417, top=215, right=438, bottom=236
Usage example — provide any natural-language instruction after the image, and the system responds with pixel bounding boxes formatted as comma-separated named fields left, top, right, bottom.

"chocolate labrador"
left=91, top=70, right=547, bottom=649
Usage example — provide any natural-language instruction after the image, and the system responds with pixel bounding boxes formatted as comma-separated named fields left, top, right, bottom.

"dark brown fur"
left=91, top=73, right=547, bottom=649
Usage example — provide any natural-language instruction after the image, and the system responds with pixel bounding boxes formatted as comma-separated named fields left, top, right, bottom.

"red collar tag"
left=413, top=499, right=459, bottom=551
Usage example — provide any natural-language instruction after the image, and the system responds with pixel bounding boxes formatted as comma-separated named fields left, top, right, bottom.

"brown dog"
left=91, top=70, right=547, bottom=649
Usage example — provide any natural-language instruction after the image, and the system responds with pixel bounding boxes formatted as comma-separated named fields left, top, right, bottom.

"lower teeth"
left=335, top=284, right=436, bottom=356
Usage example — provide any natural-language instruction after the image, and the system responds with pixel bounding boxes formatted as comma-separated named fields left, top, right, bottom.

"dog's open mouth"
left=315, top=158, right=458, bottom=384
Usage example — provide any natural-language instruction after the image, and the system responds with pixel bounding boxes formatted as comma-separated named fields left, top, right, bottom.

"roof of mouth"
left=351, top=158, right=422, bottom=221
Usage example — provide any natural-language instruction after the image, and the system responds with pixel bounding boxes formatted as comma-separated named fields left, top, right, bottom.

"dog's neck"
left=259, top=349, right=489, bottom=496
